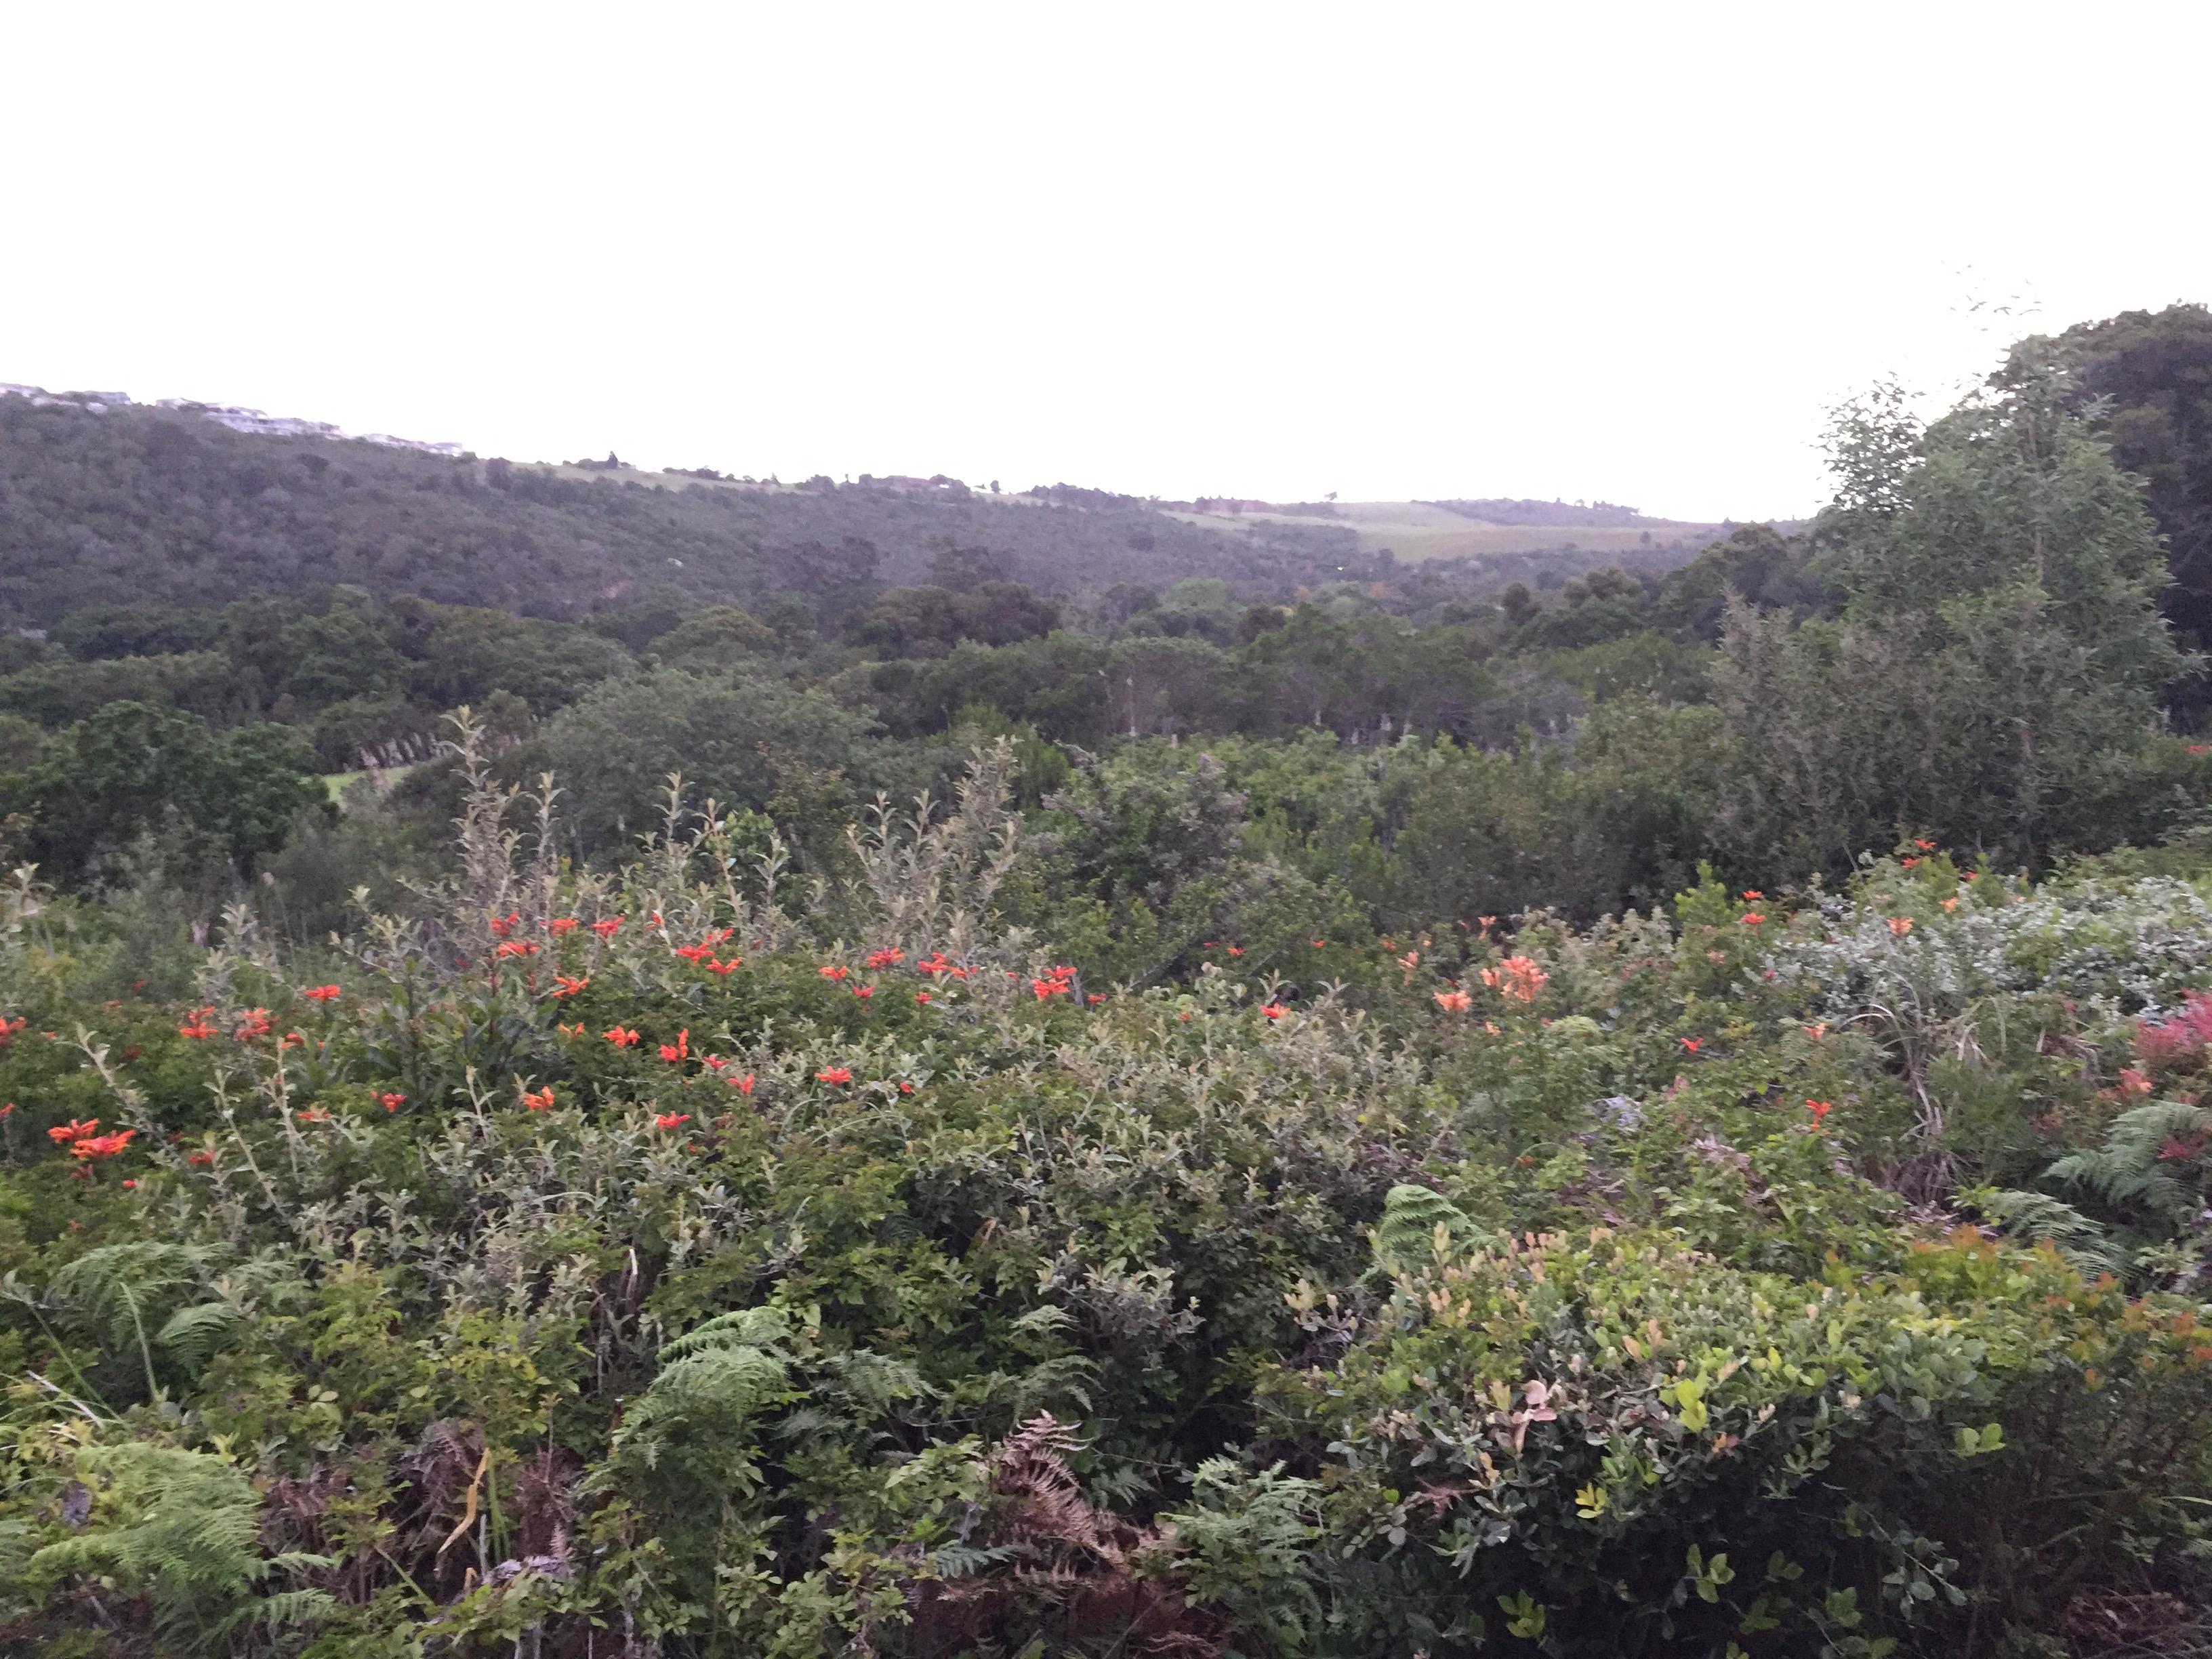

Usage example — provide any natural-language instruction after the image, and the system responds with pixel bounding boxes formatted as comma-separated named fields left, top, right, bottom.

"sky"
left=7, top=3, right=2209, bottom=523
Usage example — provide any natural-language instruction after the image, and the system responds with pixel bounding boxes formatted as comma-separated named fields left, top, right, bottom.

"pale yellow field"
left=1160, top=502, right=1727, bottom=563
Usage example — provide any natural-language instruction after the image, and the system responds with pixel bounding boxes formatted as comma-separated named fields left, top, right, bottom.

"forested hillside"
left=0, top=398, right=1370, bottom=630
left=7, top=308, right=2212, bottom=1658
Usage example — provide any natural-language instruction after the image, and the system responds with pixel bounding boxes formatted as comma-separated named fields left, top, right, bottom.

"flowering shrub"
left=0, top=741, right=2209, bottom=1654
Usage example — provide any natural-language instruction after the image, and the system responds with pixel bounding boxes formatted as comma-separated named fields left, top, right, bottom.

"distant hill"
left=0, top=387, right=1743, bottom=631
left=1163, top=499, right=1738, bottom=580
left=0, top=392, right=1374, bottom=632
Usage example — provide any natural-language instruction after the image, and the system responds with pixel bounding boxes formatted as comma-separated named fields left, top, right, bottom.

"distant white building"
left=11, top=384, right=462, bottom=454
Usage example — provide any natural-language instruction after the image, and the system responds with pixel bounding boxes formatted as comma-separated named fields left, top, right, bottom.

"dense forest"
left=5, top=304, right=2212, bottom=1658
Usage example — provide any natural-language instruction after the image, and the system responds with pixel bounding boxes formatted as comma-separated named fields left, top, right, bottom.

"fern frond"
left=1971, top=1187, right=2131, bottom=1276
left=1372, top=1184, right=1482, bottom=1272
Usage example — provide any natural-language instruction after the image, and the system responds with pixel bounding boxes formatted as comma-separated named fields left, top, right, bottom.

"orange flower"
left=865, top=947, right=905, bottom=969
left=1226, top=946, right=1243, bottom=958
left=1740, top=913, right=1765, bottom=927
left=379, top=1092, right=407, bottom=1111
left=1805, top=1099, right=1832, bottom=1127
left=732, top=1073, right=756, bottom=1095
left=235, top=1008, right=273, bottom=1040
left=48, top=1118, right=100, bottom=1145
left=295, top=1108, right=329, bottom=1125
left=1742, top=890, right=1763, bottom=900
left=1261, top=1003, right=1288, bottom=1021
left=1803, top=1024, right=1825, bottom=1042
left=1887, top=916, right=1914, bottom=937
left=549, top=917, right=579, bottom=935
left=558, top=1021, right=585, bottom=1036
left=816, top=1067, right=853, bottom=1084
left=659, top=1029, right=691, bottom=1064
left=1311, top=939, right=1327, bottom=949
left=495, top=940, right=539, bottom=959
left=552, top=974, right=590, bottom=998
left=0, top=1015, right=23, bottom=1046
left=1940, top=897, right=1959, bottom=912
left=302, top=984, right=342, bottom=1002
left=1680, top=1037, right=1702, bottom=1053
left=1496, top=956, right=1547, bottom=1003
left=915, top=991, right=932, bottom=1004
left=1433, top=989, right=1473, bottom=1013
left=72, top=1128, right=136, bottom=1159
left=819, top=965, right=849, bottom=981
left=592, top=916, right=623, bottom=938
left=654, top=1111, right=690, bottom=1130
left=853, top=985, right=874, bottom=1000
left=523, top=1086, right=556, bottom=1111
left=604, top=1026, right=641, bottom=1047
left=1912, top=838, right=1937, bottom=851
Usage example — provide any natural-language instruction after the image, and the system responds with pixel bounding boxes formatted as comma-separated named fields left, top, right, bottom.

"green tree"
left=1716, top=361, right=2190, bottom=874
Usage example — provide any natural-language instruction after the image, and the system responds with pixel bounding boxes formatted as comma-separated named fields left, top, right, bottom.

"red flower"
left=1434, top=989, right=1473, bottom=1013
left=187, top=1149, right=213, bottom=1166
left=817, top=1067, right=853, bottom=1084
left=704, top=958, right=740, bottom=975
left=899, top=1080, right=916, bottom=1094
left=1742, top=890, right=1763, bottom=900
left=379, top=1092, right=407, bottom=1112
left=489, top=912, right=518, bottom=937
left=0, top=1101, right=11, bottom=1118
left=49, top=1118, right=100, bottom=1145
left=853, top=985, right=874, bottom=1000
left=1887, top=916, right=1914, bottom=937
left=1226, top=946, right=1243, bottom=958
left=523, top=1086, right=556, bottom=1111
left=1087, top=993, right=1105, bottom=1005
left=865, top=947, right=905, bottom=969
left=1805, top=1099, right=1833, bottom=1127
left=604, top=1026, right=642, bottom=1047
left=550, top=917, right=579, bottom=934
left=592, top=917, right=623, bottom=939
left=1912, top=838, right=1938, bottom=851
left=1311, top=939, right=1327, bottom=949
left=916, top=991, right=933, bottom=1004
left=659, top=1029, right=691, bottom=1064
left=295, top=1109, right=329, bottom=1125
left=552, top=974, right=590, bottom=998
left=0, top=1015, right=24, bottom=1046
left=732, top=1073, right=756, bottom=1096
left=175, top=1006, right=216, bottom=1039
left=1261, top=1003, right=1288, bottom=1021
left=495, top=940, right=539, bottom=959
left=302, top=985, right=341, bottom=1002
left=819, top=965, right=849, bottom=981
left=1680, top=1037, right=1702, bottom=1053
left=654, top=1111, right=691, bottom=1130
left=1740, top=913, right=1765, bottom=927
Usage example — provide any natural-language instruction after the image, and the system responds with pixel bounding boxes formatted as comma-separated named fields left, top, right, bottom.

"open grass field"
left=1160, top=501, right=1731, bottom=564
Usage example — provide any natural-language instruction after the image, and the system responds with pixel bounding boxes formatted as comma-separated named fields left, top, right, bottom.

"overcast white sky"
left=7, top=3, right=2208, bottom=521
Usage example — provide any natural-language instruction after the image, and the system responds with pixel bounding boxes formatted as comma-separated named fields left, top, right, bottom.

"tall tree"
left=1715, top=359, right=2189, bottom=874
